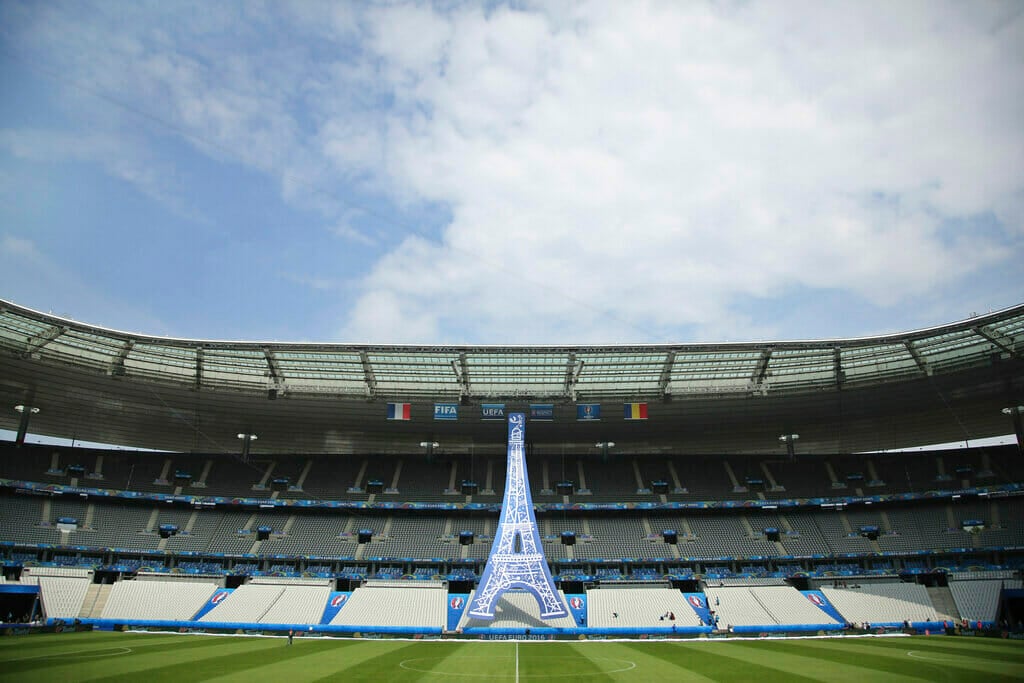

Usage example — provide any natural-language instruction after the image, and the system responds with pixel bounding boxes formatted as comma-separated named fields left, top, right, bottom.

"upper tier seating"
left=5, top=441, right=1022, bottom=504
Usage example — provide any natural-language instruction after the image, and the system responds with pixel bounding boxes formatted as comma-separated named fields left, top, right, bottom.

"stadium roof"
left=1, top=299, right=1022, bottom=456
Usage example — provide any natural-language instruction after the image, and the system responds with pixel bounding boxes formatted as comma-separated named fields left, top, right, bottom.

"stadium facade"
left=1, top=298, right=1023, bottom=636
left=0, top=298, right=1022, bottom=455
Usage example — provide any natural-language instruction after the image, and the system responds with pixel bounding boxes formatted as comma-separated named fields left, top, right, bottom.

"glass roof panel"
left=0, top=311, right=52, bottom=352
left=466, top=352, right=569, bottom=395
left=369, top=352, right=462, bottom=392
left=38, top=330, right=124, bottom=369
left=125, top=343, right=197, bottom=379
left=839, top=343, right=919, bottom=381
left=201, top=348, right=268, bottom=387
left=2, top=300, right=1021, bottom=400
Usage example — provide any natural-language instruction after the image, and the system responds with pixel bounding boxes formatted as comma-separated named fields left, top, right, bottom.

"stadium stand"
left=586, top=587, right=704, bottom=629
left=458, top=590, right=579, bottom=630
left=200, top=584, right=285, bottom=623
left=330, top=581, right=446, bottom=629
left=948, top=577, right=1022, bottom=624
left=37, top=576, right=91, bottom=619
left=101, top=579, right=218, bottom=622
left=820, top=582, right=938, bottom=625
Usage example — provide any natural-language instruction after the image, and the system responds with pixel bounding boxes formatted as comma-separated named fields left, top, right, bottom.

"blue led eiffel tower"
left=468, top=412, right=568, bottom=620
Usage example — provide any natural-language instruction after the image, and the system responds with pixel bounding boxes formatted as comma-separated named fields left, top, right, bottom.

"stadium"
left=2, top=297, right=1024, bottom=680
left=4, top=2, right=1024, bottom=680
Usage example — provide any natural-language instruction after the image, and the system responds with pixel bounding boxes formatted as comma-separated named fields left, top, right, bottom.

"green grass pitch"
left=1, top=631, right=1023, bottom=682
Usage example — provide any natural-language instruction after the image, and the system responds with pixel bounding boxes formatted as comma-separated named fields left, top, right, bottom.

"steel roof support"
left=751, top=347, right=773, bottom=388
left=264, top=347, right=284, bottom=395
left=194, top=347, right=203, bottom=391
left=24, top=324, right=66, bottom=357
left=973, top=325, right=1019, bottom=360
left=658, top=350, right=676, bottom=399
left=457, top=352, right=471, bottom=400
left=110, top=339, right=134, bottom=377
left=904, top=340, right=930, bottom=375
left=834, top=346, right=844, bottom=388
left=360, top=350, right=377, bottom=397
left=564, top=352, right=579, bottom=401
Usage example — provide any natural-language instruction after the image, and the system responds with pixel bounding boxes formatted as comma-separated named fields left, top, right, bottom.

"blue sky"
left=1, top=1, right=1022, bottom=345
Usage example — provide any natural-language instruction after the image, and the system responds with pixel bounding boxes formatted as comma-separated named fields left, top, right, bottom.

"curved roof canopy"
left=1, top=299, right=1021, bottom=455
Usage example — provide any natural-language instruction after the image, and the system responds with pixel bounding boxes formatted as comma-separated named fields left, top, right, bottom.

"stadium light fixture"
left=237, top=432, right=258, bottom=462
left=13, top=404, right=40, bottom=446
left=595, top=441, right=615, bottom=461
left=1003, top=406, right=1024, bottom=454
left=779, top=433, right=800, bottom=460
left=419, top=440, right=439, bottom=461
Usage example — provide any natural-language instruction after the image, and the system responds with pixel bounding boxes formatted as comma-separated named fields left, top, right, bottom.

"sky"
left=0, top=1, right=1022, bottom=346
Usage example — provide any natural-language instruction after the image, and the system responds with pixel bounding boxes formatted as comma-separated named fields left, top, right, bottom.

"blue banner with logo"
left=447, top=593, right=470, bottom=631
left=529, top=404, right=554, bottom=421
left=565, top=594, right=588, bottom=626
left=434, top=403, right=459, bottom=421
left=801, top=590, right=845, bottom=624
left=193, top=588, right=234, bottom=620
left=320, top=591, right=352, bottom=624
left=683, top=592, right=713, bottom=626
left=576, top=404, right=601, bottom=421
left=481, top=404, right=506, bottom=420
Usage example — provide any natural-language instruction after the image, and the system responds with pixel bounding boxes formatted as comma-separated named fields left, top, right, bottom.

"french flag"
left=387, top=403, right=411, bottom=421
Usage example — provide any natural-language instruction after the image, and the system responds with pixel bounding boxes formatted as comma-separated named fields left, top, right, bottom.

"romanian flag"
left=386, top=403, right=411, bottom=420
left=623, top=402, right=648, bottom=420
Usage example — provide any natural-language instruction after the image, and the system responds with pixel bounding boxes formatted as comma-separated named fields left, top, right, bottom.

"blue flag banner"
left=683, top=593, right=713, bottom=625
left=576, top=404, right=601, bottom=421
left=194, top=588, right=234, bottom=620
left=447, top=594, right=470, bottom=630
left=565, top=594, right=588, bottom=626
left=481, top=403, right=506, bottom=420
left=529, top=403, right=554, bottom=421
left=320, top=591, right=352, bottom=624
left=434, top=403, right=459, bottom=421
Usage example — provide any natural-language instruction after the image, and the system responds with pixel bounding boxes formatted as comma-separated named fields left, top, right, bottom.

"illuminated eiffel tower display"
left=468, top=412, right=568, bottom=620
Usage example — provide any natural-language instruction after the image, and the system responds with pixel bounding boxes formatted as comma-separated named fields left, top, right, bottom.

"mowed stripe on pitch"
left=519, top=642, right=623, bottom=681
left=0, top=632, right=250, bottom=681
left=204, top=638, right=392, bottom=683
left=622, top=641, right=824, bottom=683
left=82, top=635, right=337, bottom=683
left=727, top=639, right=954, bottom=682
left=789, top=637, right=1024, bottom=681
left=594, top=642, right=720, bottom=683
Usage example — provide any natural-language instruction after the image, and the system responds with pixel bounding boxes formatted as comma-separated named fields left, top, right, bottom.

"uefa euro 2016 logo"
left=688, top=595, right=703, bottom=609
left=211, top=592, right=227, bottom=605
left=331, top=594, right=347, bottom=607
left=450, top=597, right=465, bottom=609
left=807, top=594, right=825, bottom=607
left=569, top=597, right=583, bottom=609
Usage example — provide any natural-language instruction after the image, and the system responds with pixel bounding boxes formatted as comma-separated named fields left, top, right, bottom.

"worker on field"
left=288, top=628, right=294, bottom=645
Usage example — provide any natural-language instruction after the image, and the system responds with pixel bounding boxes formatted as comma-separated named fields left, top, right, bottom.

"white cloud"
left=330, top=1, right=1022, bottom=342
left=4, top=1, right=1021, bottom=343
left=0, top=128, right=209, bottom=224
